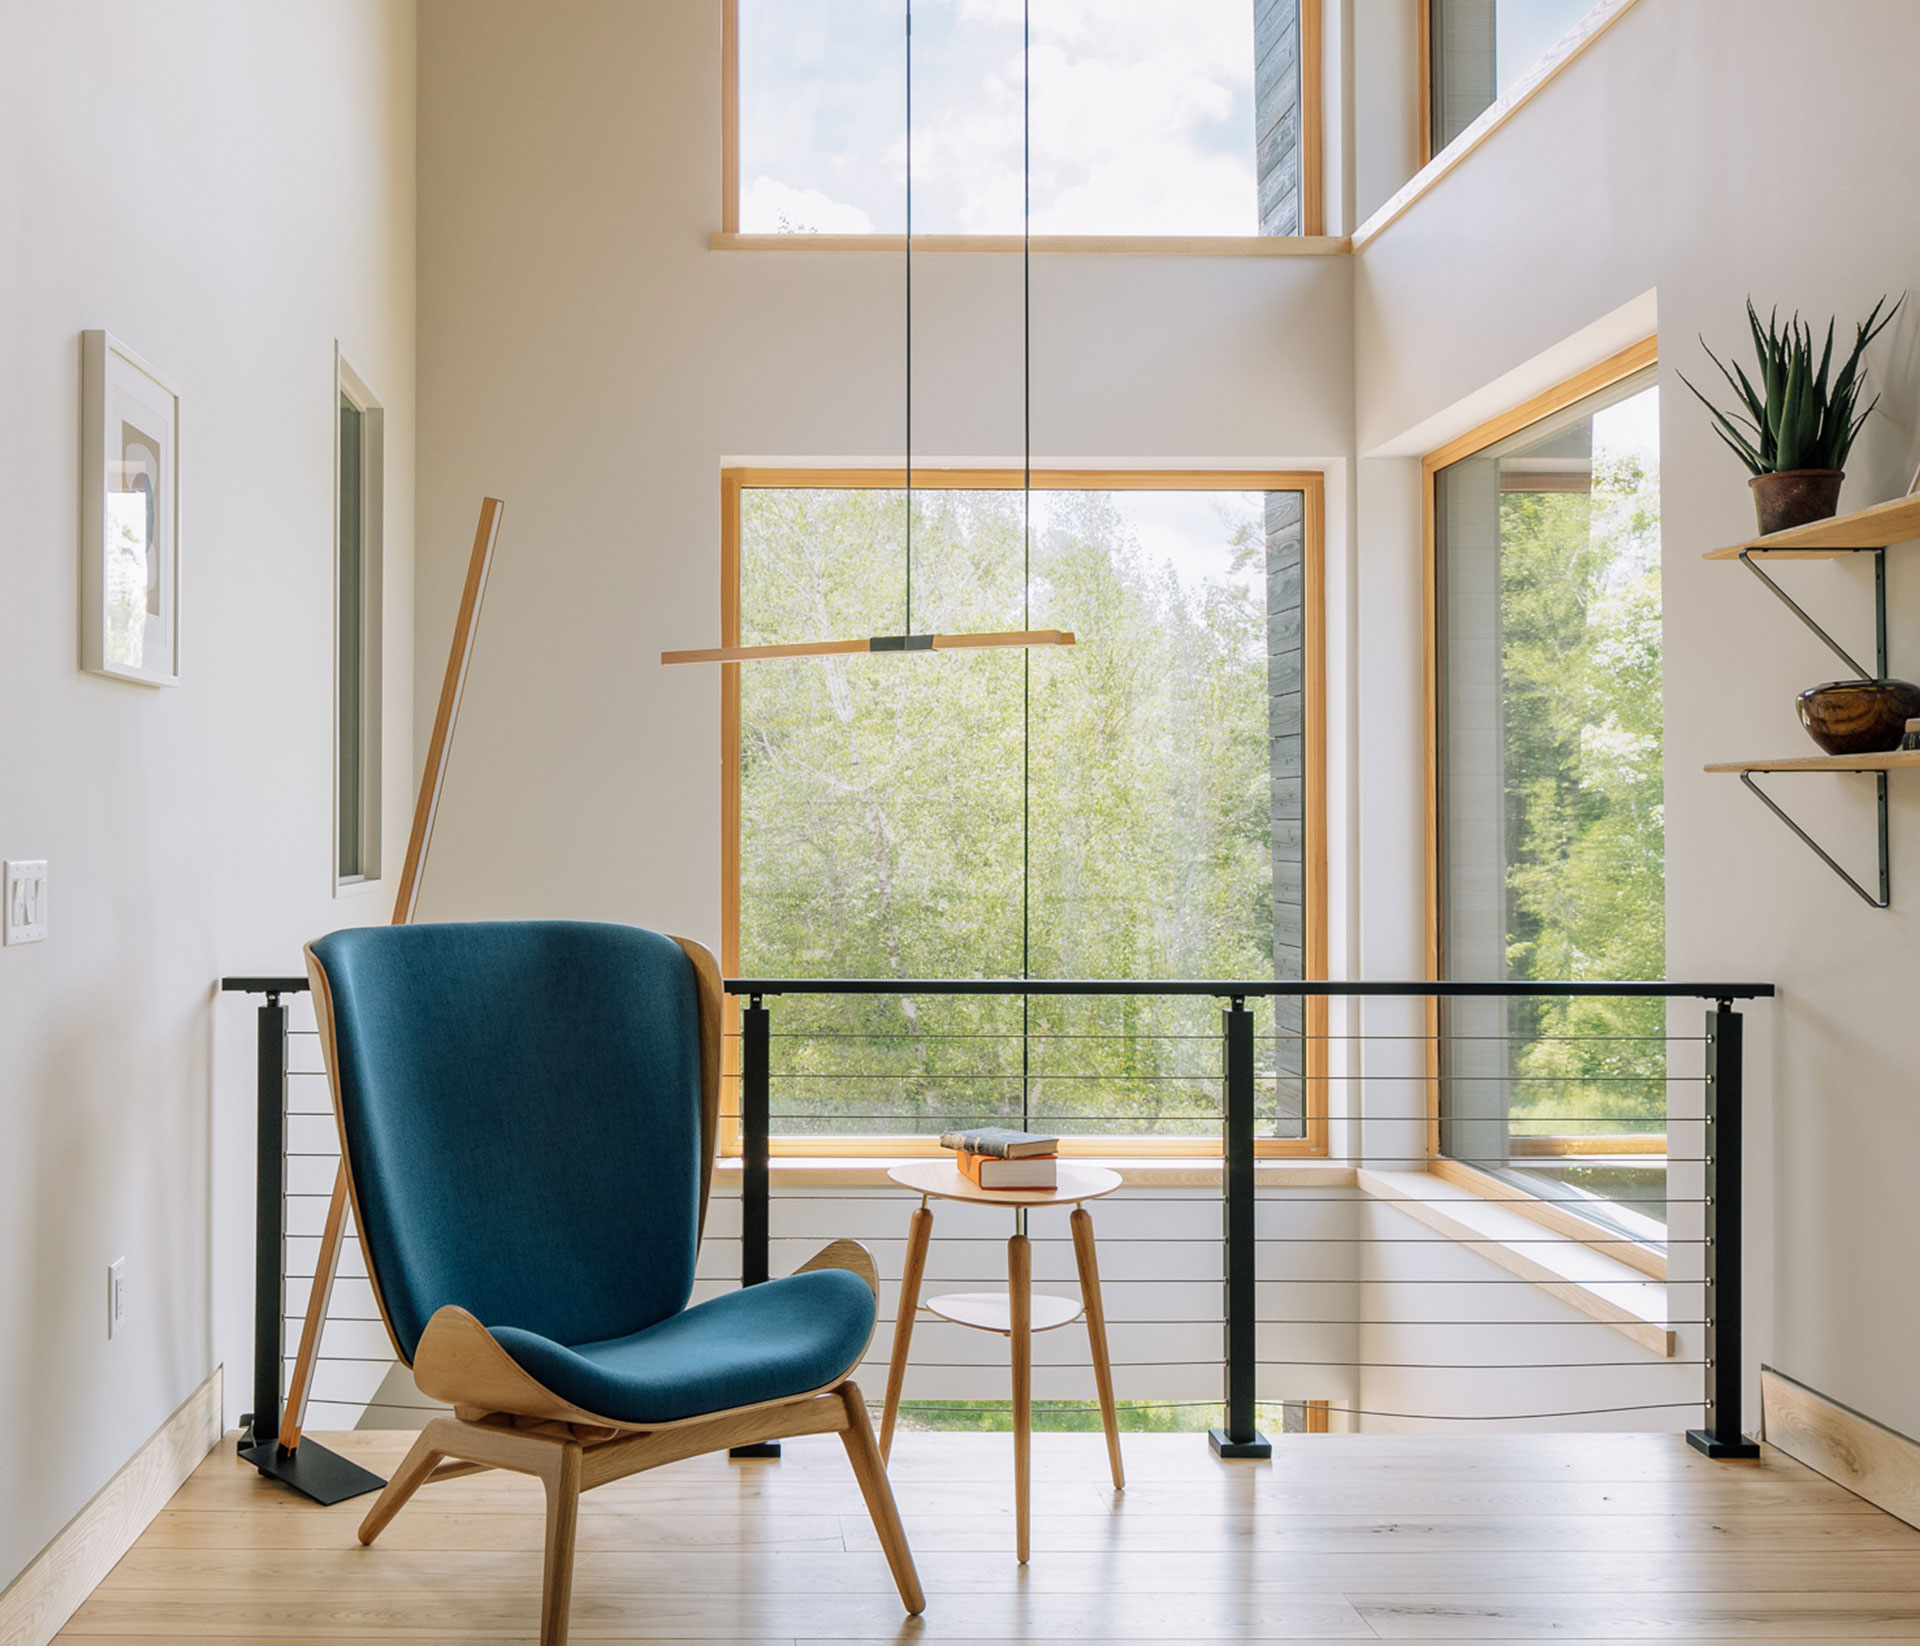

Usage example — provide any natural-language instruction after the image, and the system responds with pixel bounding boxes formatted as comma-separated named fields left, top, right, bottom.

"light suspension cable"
left=661, top=0, right=1073, bottom=666
left=1020, top=0, right=1032, bottom=1128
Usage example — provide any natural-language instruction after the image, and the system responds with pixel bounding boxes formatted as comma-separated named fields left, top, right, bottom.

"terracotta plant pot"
left=1751, top=469, right=1845, bottom=536
left=1796, top=678, right=1920, bottom=755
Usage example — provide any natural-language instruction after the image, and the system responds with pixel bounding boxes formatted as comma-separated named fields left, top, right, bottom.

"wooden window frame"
left=721, top=466, right=1327, bottom=1159
left=1421, top=337, right=1664, bottom=1278
left=719, top=0, right=1325, bottom=246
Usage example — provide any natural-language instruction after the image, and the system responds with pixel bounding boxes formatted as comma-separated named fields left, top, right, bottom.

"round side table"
left=878, top=1160, right=1125, bottom=1563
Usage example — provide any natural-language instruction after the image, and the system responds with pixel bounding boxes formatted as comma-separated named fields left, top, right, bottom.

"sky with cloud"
left=739, top=0, right=1260, bottom=235
left=739, top=1, right=1602, bottom=237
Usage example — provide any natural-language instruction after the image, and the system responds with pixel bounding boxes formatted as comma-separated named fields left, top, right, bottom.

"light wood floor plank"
left=1355, top=1591, right=1920, bottom=1638
left=55, top=1430, right=1920, bottom=1643
left=95, top=1544, right=1920, bottom=1595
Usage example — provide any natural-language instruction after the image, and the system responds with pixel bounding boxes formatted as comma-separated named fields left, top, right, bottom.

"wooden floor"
left=56, top=1425, right=1920, bottom=1642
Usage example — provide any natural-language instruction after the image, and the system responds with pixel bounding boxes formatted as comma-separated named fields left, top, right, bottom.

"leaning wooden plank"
left=280, top=498, right=505, bottom=1454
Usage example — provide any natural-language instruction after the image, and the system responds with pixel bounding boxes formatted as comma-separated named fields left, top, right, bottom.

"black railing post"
left=245, top=993, right=288, bottom=1452
left=1211, top=996, right=1271, bottom=1458
left=220, top=975, right=384, bottom=1504
left=732, top=993, right=780, bottom=1458
left=1688, top=1001, right=1760, bottom=1459
left=742, top=995, right=771, bottom=1289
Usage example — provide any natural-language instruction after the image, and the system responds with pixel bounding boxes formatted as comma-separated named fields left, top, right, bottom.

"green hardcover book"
left=937, top=1126, right=1060, bottom=1160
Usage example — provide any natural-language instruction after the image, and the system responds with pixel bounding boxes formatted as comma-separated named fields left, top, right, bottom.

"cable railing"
left=220, top=970, right=1772, bottom=1485
left=727, top=976, right=1770, bottom=1457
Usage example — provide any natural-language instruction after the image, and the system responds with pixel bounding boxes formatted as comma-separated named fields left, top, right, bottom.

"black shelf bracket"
left=1738, top=768, right=1890, bottom=909
left=1738, top=546, right=1886, bottom=680
left=1730, top=541, right=1896, bottom=906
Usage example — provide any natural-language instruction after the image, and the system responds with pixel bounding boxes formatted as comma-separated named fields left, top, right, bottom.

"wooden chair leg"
left=1070, top=1205, right=1125, bottom=1491
left=880, top=1201, right=934, bottom=1462
left=357, top=1427, right=444, bottom=1546
left=538, top=1441, right=584, bottom=1646
left=836, top=1381, right=926, bottom=1615
left=1009, top=1228, right=1032, bottom=1564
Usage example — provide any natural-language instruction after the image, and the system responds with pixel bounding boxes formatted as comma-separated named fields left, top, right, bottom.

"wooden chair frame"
left=305, top=933, right=925, bottom=1645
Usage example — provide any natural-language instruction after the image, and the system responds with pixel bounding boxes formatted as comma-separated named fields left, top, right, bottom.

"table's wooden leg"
left=1009, top=1227, right=1032, bottom=1564
left=1071, top=1206, right=1125, bottom=1491
left=879, top=1201, right=934, bottom=1463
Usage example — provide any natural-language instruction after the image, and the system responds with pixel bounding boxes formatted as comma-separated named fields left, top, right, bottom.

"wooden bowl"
left=1796, top=679, right=1920, bottom=755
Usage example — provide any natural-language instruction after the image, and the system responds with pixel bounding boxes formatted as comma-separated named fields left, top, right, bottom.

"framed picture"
left=82, top=330, right=180, bottom=686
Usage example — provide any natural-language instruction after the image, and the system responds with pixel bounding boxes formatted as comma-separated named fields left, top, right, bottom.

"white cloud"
left=915, top=1, right=1257, bottom=234
left=741, top=175, right=878, bottom=235
left=739, top=0, right=1258, bottom=237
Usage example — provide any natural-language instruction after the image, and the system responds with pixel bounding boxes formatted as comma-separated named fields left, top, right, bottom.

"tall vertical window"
left=725, top=471, right=1324, bottom=1154
left=1434, top=363, right=1663, bottom=1243
left=1426, top=0, right=1600, bottom=156
left=335, top=359, right=383, bottom=886
left=729, top=0, right=1318, bottom=237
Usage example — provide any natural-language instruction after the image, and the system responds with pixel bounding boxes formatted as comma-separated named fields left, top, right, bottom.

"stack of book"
left=937, top=1127, right=1060, bottom=1190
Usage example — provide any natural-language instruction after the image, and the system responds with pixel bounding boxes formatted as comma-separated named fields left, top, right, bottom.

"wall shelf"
left=1704, top=493, right=1920, bottom=909
left=1705, top=750, right=1920, bottom=774
left=1701, top=493, right=1920, bottom=560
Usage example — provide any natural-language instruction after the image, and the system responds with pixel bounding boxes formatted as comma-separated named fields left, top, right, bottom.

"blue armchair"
left=305, top=921, right=924, bottom=1645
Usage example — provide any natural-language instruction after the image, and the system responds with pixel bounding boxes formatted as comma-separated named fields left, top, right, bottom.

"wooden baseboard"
left=1763, top=1365, right=1920, bottom=1528
left=0, top=1366, right=221, bottom=1646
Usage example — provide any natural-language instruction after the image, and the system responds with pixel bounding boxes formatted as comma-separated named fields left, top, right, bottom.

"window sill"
left=1428, top=1156, right=1667, bottom=1281
left=706, top=1158, right=1671, bottom=1356
left=711, top=1156, right=1356, bottom=1190
left=708, top=232, right=1351, bottom=258
left=1356, top=1167, right=1674, bottom=1357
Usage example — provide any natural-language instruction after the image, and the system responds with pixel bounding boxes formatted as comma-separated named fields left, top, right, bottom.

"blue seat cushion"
left=487, top=1269, right=876, bottom=1426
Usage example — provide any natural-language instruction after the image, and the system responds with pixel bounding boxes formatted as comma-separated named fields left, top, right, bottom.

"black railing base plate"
left=240, top=1439, right=386, bottom=1505
left=1686, top=1428, right=1761, bottom=1460
left=1208, top=1427, right=1272, bottom=1459
left=728, top=1442, right=783, bottom=1459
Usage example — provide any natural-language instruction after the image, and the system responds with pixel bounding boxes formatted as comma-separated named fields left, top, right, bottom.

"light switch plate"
left=4, top=860, right=46, bottom=944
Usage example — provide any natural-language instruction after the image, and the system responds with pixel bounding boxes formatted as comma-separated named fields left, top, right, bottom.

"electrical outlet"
left=108, top=1257, right=126, bottom=1338
left=4, top=860, right=47, bottom=944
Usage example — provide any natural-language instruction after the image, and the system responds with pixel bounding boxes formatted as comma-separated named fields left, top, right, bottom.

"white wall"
left=0, top=0, right=415, bottom=1588
left=410, top=0, right=1920, bottom=1446
left=1349, top=0, right=1422, bottom=229
left=1358, top=1199, right=1699, bottom=1434
left=1352, top=0, right=1920, bottom=1436
left=412, top=0, right=1354, bottom=941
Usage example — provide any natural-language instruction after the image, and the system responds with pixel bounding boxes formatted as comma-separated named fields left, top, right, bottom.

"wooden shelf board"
left=1702, top=493, right=1920, bottom=560
left=1705, top=749, right=1920, bottom=774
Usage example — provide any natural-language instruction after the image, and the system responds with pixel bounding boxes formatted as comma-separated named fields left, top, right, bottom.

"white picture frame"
left=81, top=330, right=180, bottom=686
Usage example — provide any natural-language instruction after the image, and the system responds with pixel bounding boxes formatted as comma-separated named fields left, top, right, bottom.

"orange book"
left=959, top=1150, right=1058, bottom=1190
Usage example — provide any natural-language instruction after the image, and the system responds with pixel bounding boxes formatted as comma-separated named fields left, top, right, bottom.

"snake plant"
left=1680, top=295, right=1900, bottom=475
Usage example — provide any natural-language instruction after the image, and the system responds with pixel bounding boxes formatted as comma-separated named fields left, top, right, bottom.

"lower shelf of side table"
left=925, top=1292, right=1084, bottom=1335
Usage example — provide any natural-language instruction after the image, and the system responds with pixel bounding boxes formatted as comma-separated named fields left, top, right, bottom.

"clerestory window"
left=727, top=0, right=1321, bottom=239
left=1424, top=0, right=1605, bottom=160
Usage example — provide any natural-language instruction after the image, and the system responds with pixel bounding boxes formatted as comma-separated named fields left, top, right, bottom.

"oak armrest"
left=794, top=1238, right=879, bottom=1299
left=414, top=1305, right=613, bottom=1428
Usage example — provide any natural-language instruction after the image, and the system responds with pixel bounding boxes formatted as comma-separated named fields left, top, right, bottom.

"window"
left=1424, top=0, right=1601, bottom=158
left=727, top=0, right=1320, bottom=237
left=335, top=357, right=383, bottom=886
left=723, top=470, right=1324, bottom=1155
left=1431, top=352, right=1663, bottom=1247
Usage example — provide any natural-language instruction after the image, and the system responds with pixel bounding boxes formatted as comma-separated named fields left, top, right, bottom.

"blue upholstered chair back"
left=307, top=922, right=707, bottom=1362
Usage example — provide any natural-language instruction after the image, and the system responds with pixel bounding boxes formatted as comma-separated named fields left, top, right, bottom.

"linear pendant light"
left=662, top=0, right=1070, bottom=666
